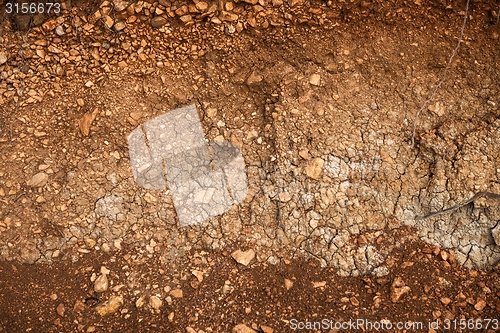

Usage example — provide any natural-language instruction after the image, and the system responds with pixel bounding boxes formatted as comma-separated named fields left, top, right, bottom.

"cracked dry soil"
left=0, top=0, right=499, bottom=332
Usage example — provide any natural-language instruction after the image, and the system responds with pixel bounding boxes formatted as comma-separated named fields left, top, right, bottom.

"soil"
left=0, top=0, right=499, bottom=332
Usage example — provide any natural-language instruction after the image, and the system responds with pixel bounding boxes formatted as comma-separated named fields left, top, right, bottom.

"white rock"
left=94, top=274, right=109, bottom=293
left=149, top=295, right=163, bottom=309
left=309, top=73, right=321, bottom=86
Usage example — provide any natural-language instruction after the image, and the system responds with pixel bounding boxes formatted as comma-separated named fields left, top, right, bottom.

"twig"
left=415, top=191, right=500, bottom=220
left=410, top=0, right=470, bottom=148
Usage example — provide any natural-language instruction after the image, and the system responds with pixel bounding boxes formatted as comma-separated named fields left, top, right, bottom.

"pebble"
left=151, top=16, right=168, bottom=28
left=474, top=298, right=486, bottom=311
left=186, top=328, right=197, bottom=333
left=232, top=324, right=256, bottom=333
left=95, top=296, right=124, bottom=316
left=94, top=274, right=109, bottom=292
left=305, top=158, right=324, bottom=180
left=231, top=249, right=255, bottom=266
left=55, top=26, right=65, bottom=36
left=0, top=52, right=7, bottom=65
left=261, top=326, right=274, bottom=333
left=135, top=296, right=145, bottom=308
left=149, top=295, right=163, bottom=309
left=170, top=289, right=183, bottom=298
left=309, top=73, right=321, bottom=86
left=26, top=172, right=48, bottom=187
left=56, top=303, right=65, bottom=317
left=284, top=279, right=293, bottom=290
left=390, top=277, right=411, bottom=302
left=246, top=71, right=263, bottom=85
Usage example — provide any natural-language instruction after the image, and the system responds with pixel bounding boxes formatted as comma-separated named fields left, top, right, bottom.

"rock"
left=390, top=277, right=411, bottom=302
left=114, top=21, right=126, bottom=31
left=0, top=52, right=7, bottom=65
left=95, top=296, right=123, bottom=316
left=246, top=71, right=263, bottom=85
left=102, top=15, right=114, bottom=29
left=284, top=279, right=293, bottom=290
left=231, top=249, right=255, bottom=266
left=195, top=2, right=208, bottom=11
left=428, top=102, right=446, bottom=117
left=56, top=303, right=65, bottom=317
left=309, top=73, right=321, bottom=86
left=175, top=5, right=189, bottom=16
left=491, top=224, right=500, bottom=246
left=220, top=11, right=239, bottom=22
left=149, top=295, right=163, bottom=309
left=305, top=158, right=324, bottom=180
left=27, top=172, right=49, bottom=187
left=186, top=328, right=197, bottom=333
left=94, top=274, right=109, bottom=293
left=135, top=296, right=145, bottom=308
left=312, top=281, right=326, bottom=288
left=261, top=326, right=274, bottom=333
left=55, top=26, right=65, bottom=36
left=192, top=270, right=203, bottom=282
left=79, top=108, right=99, bottom=136
left=14, top=15, right=32, bottom=31
left=170, top=289, right=183, bottom=298
left=474, top=298, right=486, bottom=311
left=232, top=324, right=256, bottom=333
left=151, top=16, right=168, bottom=28
left=242, top=0, right=259, bottom=4
left=440, top=297, right=451, bottom=305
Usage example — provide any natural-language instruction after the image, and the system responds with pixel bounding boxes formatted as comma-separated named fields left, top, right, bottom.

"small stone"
left=350, top=297, right=360, bottom=306
left=77, top=98, right=85, bottom=107
left=56, top=303, right=65, bottom=317
left=305, top=158, right=324, bottom=180
left=278, top=192, right=291, bottom=202
left=94, top=274, right=109, bottom=293
left=309, top=73, right=321, bottom=86
left=192, top=270, right=203, bottom=282
left=195, top=2, right=208, bottom=11
left=100, top=266, right=110, bottom=275
left=135, top=296, right=145, bottom=308
left=175, top=5, right=188, bottom=16
left=284, top=279, right=293, bottom=290
left=27, top=172, right=48, bottom=187
left=151, top=16, right=167, bottom=28
left=232, top=324, right=256, bottom=333
left=243, top=0, right=259, bottom=4
left=440, top=297, right=451, bottom=305
left=299, top=149, right=310, bottom=160
left=474, top=299, right=486, bottom=311
left=114, top=21, right=126, bottom=31
left=428, top=102, right=446, bottom=117
left=312, top=281, right=326, bottom=288
left=95, top=296, right=123, bottom=316
left=261, top=326, right=274, bottom=333
left=231, top=249, right=255, bottom=266
left=390, top=277, right=410, bottom=303
left=170, top=289, right=183, bottom=298
left=55, top=26, right=65, bottom=36
left=220, top=11, right=239, bottom=22
left=186, top=328, right=197, bottom=333
left=149, top=295, right=163, bottom=309
left=103, top=15, right=114, bottom=29
left=246, top=71, right=263, bottom=85
left=0, top=52, right=7, bottom=65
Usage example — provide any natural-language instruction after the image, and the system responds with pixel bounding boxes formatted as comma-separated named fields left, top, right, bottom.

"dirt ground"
left=0, top=0, right=499, bottom=332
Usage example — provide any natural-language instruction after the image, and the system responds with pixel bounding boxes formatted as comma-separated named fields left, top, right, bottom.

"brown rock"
left=261, top=325, right=274, bottom=333
left=195, top=2, right=208, bottom=11
left=56, top=303, right=65, bottom=317
left=170, top=289, right=183, bottom=298
left=474, top=299, right=486, bottom=311
left=231, top=249, right=255, bottom=266
left=232, top=324, right=256, bottom=333
left=305, top=158, right=324, bottom=180
left=220, top=11, right=239, bottom=22
left=27, top=172, right=49, bottom=187
left=390, top=277, right=410, bottom=302
left=95, top=296, right=123, bottom=316
left=284, top=279, right=293, bottom=290
left=246, top=71, right=263, bottom=85
left=175, top=5, right=189, bottom=16
left=151, top=16, right=168, bottom=28
left=79, top=108, right=99, bottom=136
left=114, top=21, right=126, bottom=31
left=243, top=0, right=259, bottom=4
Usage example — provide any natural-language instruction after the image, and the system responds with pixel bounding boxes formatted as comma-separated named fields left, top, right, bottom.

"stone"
left=103, top=15, right=114, bottom=29
left=79, top=108, right=99, bottom=136
left=27, top=172, right=49, bottom=187
left=428, top=102, right=446, bottom=117
left=305, top=158, right=324, bottom=180
left=246, top=71, right=263, bottom=85
left=284, top=278, right=293, bottom=290
left=231, top=249, right=255, bottom=266
left=261, top=326, right=274, bottom=333
left=114, top=21, right=126, bottom=31
left=135, top=296, right=145, bottom=308
left=95, top=296, right=123, bottom=316
left=151, top=16, right=168, bottom=28
left=149, top=295, right=163, bottom=309
left=55, top=26, right=65, bottom=36
left=192, top=270, right=203, bottom=282
left=474, top=299, right=486, bottom=311
left=94, top=274, right=109, bottom=292
left=170, top=289, right=183, bottom=298
left=309, top=73, right=321, bottom=86
left=232, top=324, right=256, bottom=333
left=220, top=11, right=239, bottom=22
left=195, top=2, right=208, bottom=11
left=186, top=328, right=197, bottom=333
left=56, top=303, right=65, bottom=317
left=390, top=277, right=410, bottom=302
left=243, top=0, right=259, bottom=4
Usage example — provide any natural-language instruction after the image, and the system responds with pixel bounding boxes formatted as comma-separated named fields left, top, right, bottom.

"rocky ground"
left=0, top=0, right=499, bottom=332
